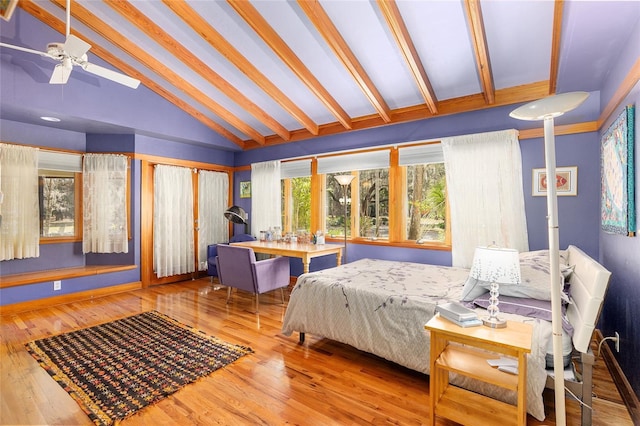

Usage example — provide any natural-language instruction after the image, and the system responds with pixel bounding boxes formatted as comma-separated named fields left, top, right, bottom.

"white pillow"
left=460, top=249, right=573, bottom=302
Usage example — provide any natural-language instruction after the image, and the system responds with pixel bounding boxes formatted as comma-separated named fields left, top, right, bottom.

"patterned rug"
left=26, top=310, right=252, bottom=426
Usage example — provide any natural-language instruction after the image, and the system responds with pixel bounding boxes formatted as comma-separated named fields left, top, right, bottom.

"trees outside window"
left=406, top=163, right=447, bottom=242
left=39, top=173, right=76, bottom=238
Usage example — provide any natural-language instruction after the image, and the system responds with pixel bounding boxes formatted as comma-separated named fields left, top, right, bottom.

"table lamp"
left=469, top=246, right=521, bottom=328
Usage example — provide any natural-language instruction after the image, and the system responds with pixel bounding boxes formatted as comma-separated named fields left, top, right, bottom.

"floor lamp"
left=335, top=174, right=355, bottom=263
left=510, top=91, right=589, bottom=426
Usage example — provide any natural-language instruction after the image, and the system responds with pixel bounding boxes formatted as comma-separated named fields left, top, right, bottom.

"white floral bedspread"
left=281, top=258, right=551, bottom=421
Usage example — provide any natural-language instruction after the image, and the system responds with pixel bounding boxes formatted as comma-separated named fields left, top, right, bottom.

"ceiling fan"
left=0, top=0, right=140, bottom=89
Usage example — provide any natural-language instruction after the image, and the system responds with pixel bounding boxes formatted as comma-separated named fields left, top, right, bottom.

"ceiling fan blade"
left=0, top=42, right=55, bottom=59
left=50, top=62, right=72, bottom=84
left=82, top=62, right=140, bottom=89
left=63, top=34, right=90, bottom=59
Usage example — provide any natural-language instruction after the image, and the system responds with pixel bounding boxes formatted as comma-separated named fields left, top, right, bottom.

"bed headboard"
left=565, top=245, right=612, bottom=353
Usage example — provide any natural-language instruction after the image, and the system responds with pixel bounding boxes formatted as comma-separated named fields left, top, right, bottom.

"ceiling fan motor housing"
left=46, top=42, right=65, bottom=59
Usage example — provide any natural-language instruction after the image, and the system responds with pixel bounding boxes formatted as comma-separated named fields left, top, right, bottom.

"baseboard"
left=0, top=281, right=142, bottom=316
left=596, top=329, right=640, bottom=425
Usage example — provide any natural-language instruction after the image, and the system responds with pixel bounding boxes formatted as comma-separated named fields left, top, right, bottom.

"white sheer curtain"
left=83, top=154, right=128, bottom=253
left=442, top=129, right=529, bottom=267
left=0, top=143, right=40, bottom=260
left=251, top=160, right=281, bottom=236
left=154, top=165, right=195, bottom=278
left=197, top=170, right=229, bottom=271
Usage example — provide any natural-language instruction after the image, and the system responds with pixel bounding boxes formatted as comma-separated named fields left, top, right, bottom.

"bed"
left=281, top=245, right=611, bottom=423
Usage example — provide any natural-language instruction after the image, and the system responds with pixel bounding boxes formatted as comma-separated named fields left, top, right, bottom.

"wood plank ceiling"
left=14, top=0, right=565, bottom=150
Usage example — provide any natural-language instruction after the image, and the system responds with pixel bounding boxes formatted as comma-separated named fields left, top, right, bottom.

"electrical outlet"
left=53, top=280, right=62, bottom=291
left=615, top=331, right=620, bottom=352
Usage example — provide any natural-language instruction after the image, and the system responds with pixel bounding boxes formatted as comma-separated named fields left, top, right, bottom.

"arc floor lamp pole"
left=510, top=91, right=589, bottom=426
left=335, top=174, right=355, bottom=264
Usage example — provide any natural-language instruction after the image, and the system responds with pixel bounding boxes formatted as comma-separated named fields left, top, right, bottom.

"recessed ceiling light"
left=40, top=116, right=61, bottom=122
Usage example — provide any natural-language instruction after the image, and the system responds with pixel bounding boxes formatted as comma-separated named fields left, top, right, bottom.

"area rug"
left=25, top=310, right=252, bottom=426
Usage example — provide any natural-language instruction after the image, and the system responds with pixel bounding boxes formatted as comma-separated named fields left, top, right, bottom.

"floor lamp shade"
left=469, top=247, right=521, bottom=328
left=334, top=174, right=354, bottom=263
left=509, top=91, right=588, bottom=426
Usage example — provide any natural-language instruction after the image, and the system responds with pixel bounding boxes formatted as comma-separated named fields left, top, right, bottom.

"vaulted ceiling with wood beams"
left=1, top=1, right=639, bottom=150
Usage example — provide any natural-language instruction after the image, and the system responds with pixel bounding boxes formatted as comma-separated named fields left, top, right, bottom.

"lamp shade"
left=335, top=174, right=355, bottom=186
left=469, top=247, right=521, bottom=285
left=224, top=205, right=247, bottom=225
left=509, top=91, right=589, bottom=121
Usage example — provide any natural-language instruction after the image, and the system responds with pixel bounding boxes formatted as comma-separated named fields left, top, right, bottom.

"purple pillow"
left=472, top=295, right=574, bottom=336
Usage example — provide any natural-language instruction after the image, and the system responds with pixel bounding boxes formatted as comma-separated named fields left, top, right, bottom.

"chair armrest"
left=253, top=256, right=290, bottom=293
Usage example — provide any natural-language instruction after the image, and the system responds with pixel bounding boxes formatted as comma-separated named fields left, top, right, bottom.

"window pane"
left=39, top=173, right=75, bottom=237
left=358, top=169, right=389, bottom=239
left=282, top=177, right=311, bottom=233
left=405, top=163, right=446, bottom=242
left=325, top=173, right=351, bottom=237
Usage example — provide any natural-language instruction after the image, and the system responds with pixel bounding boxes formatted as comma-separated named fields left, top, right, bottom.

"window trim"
left=281, top=143, right=451, bottom=251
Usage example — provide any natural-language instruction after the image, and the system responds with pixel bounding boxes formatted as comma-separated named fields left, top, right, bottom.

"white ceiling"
left=1, top=0, right=639, bottom=150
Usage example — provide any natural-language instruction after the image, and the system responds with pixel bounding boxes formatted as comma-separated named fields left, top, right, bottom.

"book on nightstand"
left=437, top=313, right=483, bottom=327
left=435, top=302, right=481, bottom=327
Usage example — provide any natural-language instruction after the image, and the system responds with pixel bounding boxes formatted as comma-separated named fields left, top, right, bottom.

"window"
left=282, top=176, right=311, bottom=233
left=279, top=143, right=449, bottom=249
left=38, top=150, right=82, bottom=241
left=404, top=163, right=446, bottom=242
left=399, top=143, right=447, bottom=243
left=39, top=172, right=77, bottom=237
left=281, top=159, right=311, bottom=234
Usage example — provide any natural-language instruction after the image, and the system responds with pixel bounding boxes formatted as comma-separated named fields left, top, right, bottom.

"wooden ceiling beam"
left=377, top=0, right=438, bottom=115
left=242, top=81, right=550, bottom=149
left=105, top=0, right=284, bottom=144
left=463, top=0, right=495, bottom=105
left=549, top=0, right=565, bottom=95
left=296, top=0, right=392, bottom=123
left=19, top=0, right=244, bottom=147
left=227, top=0, right=352, bottom=131
left=48, top=0, right=262, bottom=145
left=163, top=0, right=318, bottom=137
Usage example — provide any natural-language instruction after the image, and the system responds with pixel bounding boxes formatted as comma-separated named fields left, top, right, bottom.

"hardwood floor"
left=1, top=278, right=633, bottom=425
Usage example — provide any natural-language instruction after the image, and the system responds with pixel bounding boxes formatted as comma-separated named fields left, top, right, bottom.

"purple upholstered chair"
left=215, top=244, right=290, bottom=311
left=207, top=233, right=256, bottom=281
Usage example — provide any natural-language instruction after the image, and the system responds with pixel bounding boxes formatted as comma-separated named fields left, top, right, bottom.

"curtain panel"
left=0, top=143, right=40, bottom=260
left=153, top=165, right=195, bottom=278
left=251, top=160, right=281, bottom=236
left=442, top=129, right=529, bottom=267
left=82, top=154, right=129, bottom=254
left=197, top=170, right=229, bottom=270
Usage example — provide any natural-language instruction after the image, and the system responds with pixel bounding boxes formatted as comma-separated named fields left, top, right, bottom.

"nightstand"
left=424, top=314, right=533, bottom=426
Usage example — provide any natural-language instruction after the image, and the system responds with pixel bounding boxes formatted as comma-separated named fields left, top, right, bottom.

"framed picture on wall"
left=532, top=166, right=577, bottom=197
left=0, top=0, right=18, bottom=21
left=240, top=181, right=251, bottom=198
left=601, top=104, right=635, bottom=236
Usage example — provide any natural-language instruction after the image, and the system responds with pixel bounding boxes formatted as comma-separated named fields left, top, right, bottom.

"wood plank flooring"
left=0, top=278, right=633, bottom=425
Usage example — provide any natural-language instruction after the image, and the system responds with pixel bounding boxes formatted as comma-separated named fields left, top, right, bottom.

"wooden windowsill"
left=0, top=265, right=137, bottom=289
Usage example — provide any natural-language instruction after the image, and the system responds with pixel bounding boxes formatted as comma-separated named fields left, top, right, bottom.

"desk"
left=229, top=240, right=343, bottom=274
left=425, top=315, right=532, bottom=426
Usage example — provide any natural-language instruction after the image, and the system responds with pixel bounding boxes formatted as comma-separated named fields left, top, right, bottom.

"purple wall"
left=596, top=19, right=640, bottom=398
left=598, top=88, right=640, bottom=395
left=0, top=126, right=235, bottom=306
